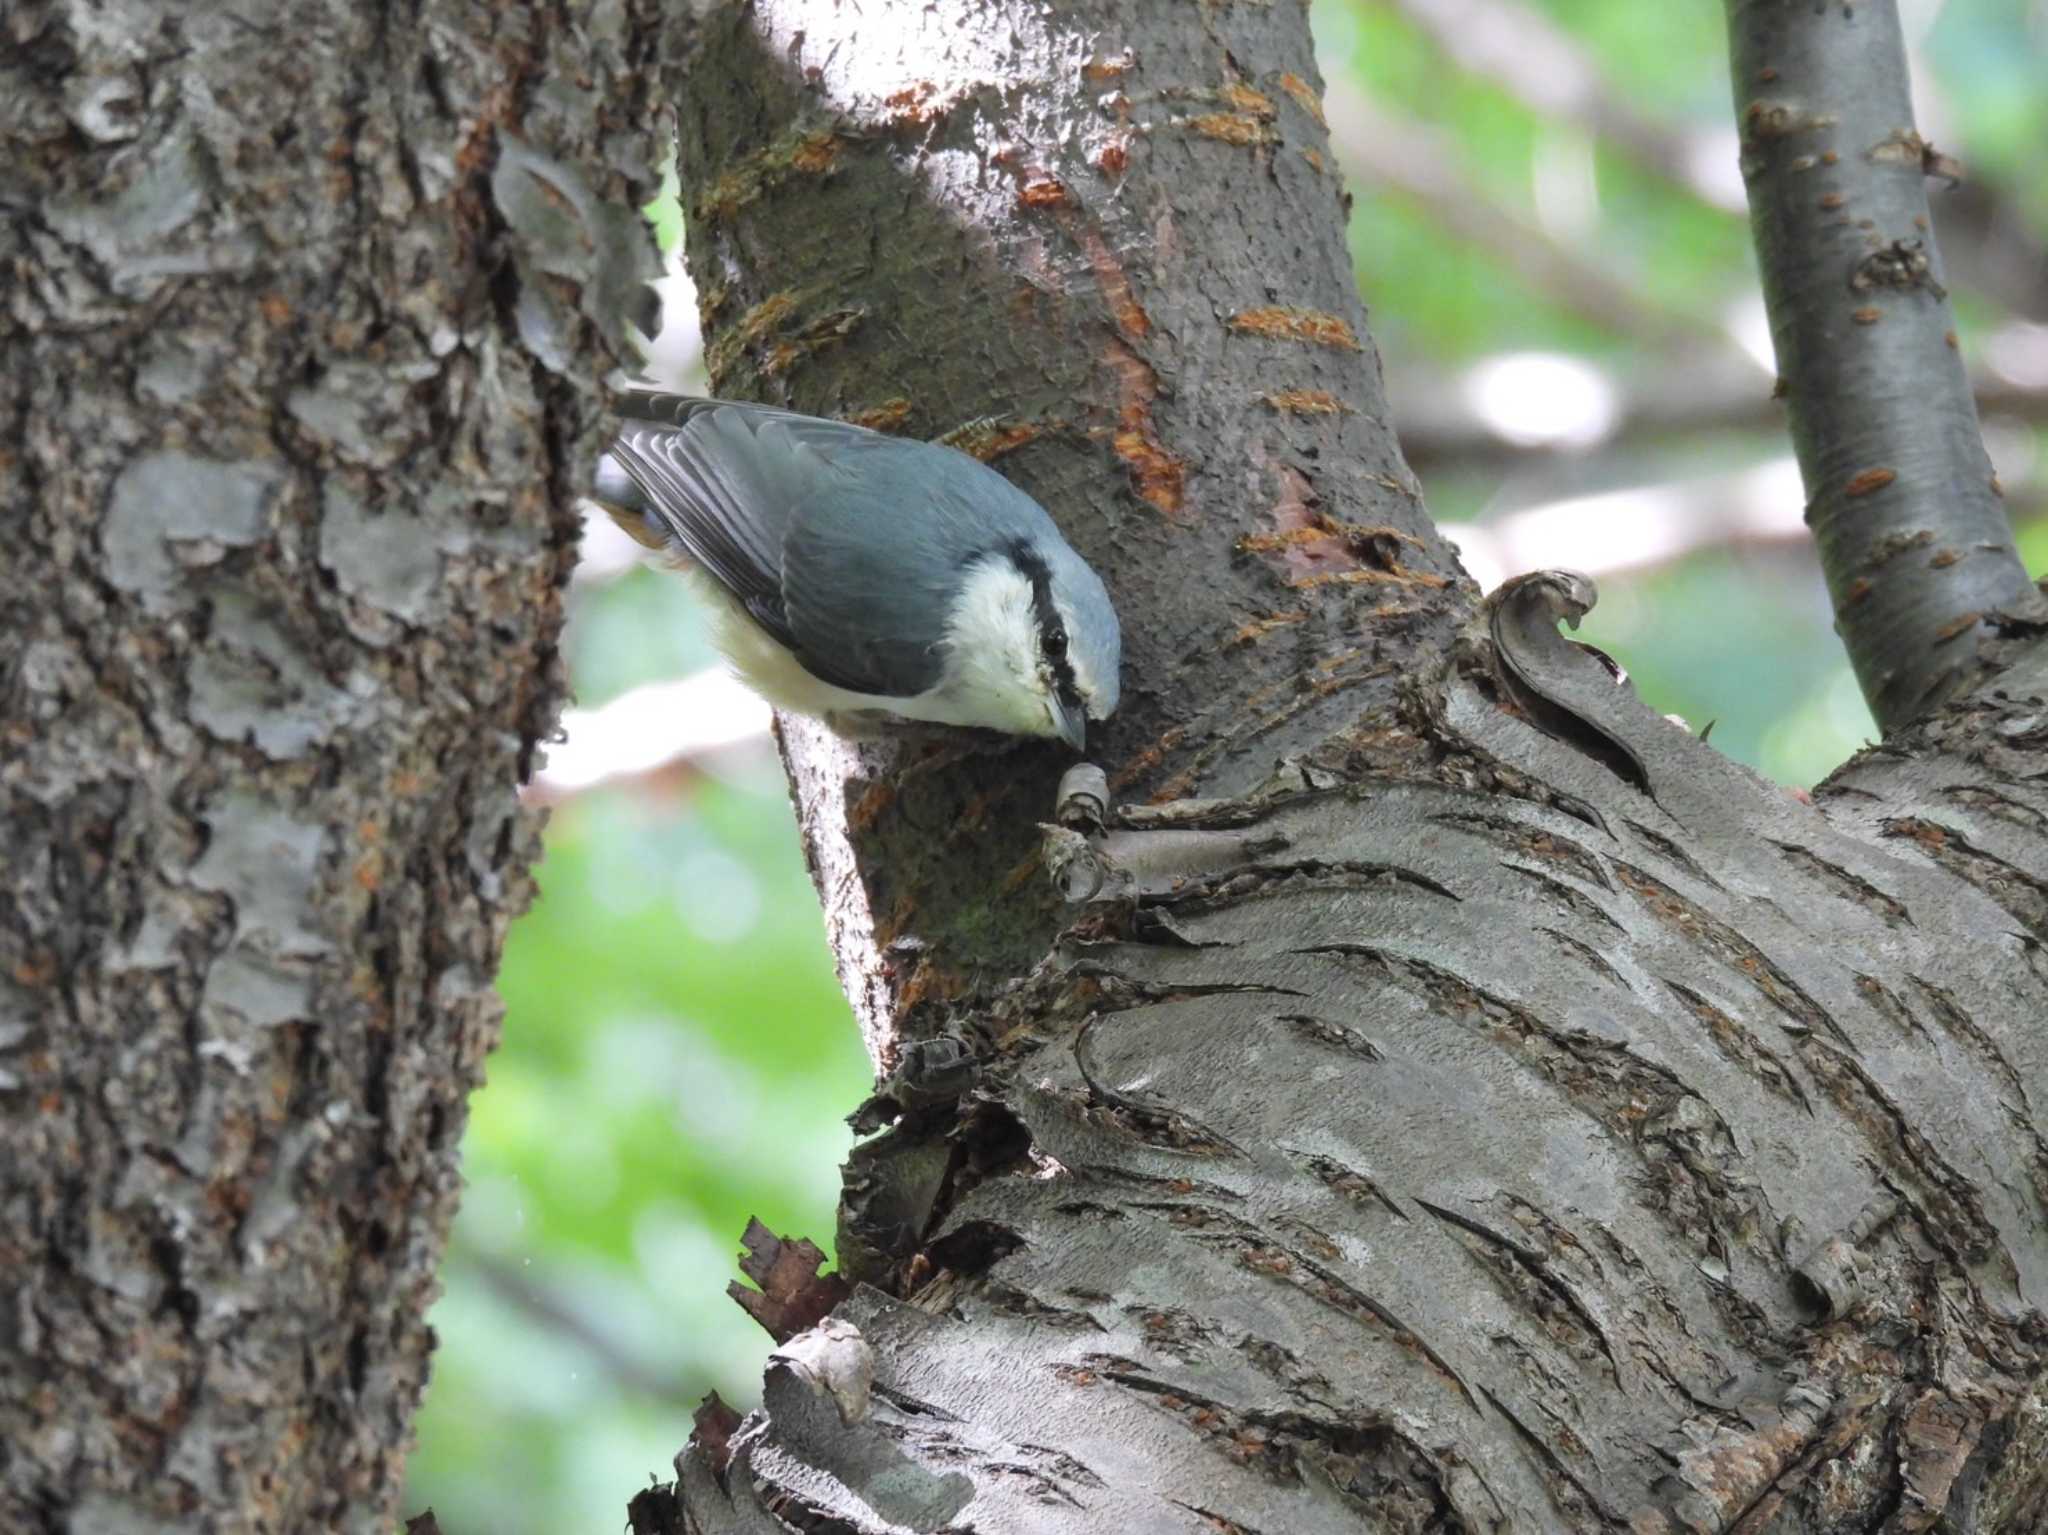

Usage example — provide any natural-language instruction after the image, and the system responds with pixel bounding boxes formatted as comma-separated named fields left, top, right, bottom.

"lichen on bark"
left=1, top=3, right=677, bottom=1529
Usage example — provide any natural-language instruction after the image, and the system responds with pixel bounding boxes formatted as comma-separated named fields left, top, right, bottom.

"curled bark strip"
left=690, top=1393, right=744, bottom=1483
left=1042, top=822, right=1113, bottom=904
left=1056, top=763, right=1111, bottom=835
left=772, top=1317, right=876, bottom=1426
left=1791, top=1192, right=1903, bottom=1320
left=1042, top=769, right=1298, bottom=908
left=729, top=1220, right=851, bottom=1343
left=850, top=1033, right=983, bottom=1133
left=1485, top=569, right=1652, bottom=795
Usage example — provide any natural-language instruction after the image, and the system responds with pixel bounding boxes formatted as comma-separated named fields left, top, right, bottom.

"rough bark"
left=1724, top=0, right=2040, bottom=732
left=640, top=1, right=2048, bottom=1532
left=676, top=0, right=1470, bottom=1054
left=0, top=3, right=669, bottom=1529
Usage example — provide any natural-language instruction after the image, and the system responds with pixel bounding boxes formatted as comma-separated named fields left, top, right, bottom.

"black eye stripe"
left=1007, top=542, right=1079, bottom=694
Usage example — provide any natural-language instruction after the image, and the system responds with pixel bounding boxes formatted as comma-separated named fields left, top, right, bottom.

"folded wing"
left=604, top=394, right=970, bottom=699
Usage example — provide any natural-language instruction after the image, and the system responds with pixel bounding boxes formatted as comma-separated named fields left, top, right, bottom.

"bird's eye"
left=1044, top=626, right=1068, bottom=659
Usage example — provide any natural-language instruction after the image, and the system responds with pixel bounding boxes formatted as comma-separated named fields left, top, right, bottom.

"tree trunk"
left=1, top=4, right=669, bottom=1529
left=647, top=2, right=2048, bottom=1531
left=678, top=0, right=1469, bottom=1053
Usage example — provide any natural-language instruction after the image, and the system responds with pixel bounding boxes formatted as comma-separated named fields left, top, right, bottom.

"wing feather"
left=777, top=481, right=970, bottom=698
left=778, top=446, right=1058, bottom=698
left=604, top=398, right=798, bottom=639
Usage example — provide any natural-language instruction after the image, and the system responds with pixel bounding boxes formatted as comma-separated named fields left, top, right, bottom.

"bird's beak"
left=1049, top=691, right=1088, bottom=752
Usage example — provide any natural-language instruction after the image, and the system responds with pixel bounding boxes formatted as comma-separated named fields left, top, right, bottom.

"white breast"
left=681, top=562, right=1055, bottom=738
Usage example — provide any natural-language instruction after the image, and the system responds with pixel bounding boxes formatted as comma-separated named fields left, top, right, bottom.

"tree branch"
left=632, top=4, right=2048, bottom=1530
left=1322, top=80, right=1742, bottom=355
left=1724, top=0, right=2041, bottom=730
left=1382, top=0, right=1744, bottom=210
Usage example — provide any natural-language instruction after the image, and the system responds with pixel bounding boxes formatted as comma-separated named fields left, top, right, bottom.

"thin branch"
left=1323, top=80, right=1742, bottom=355
left=1390, top=350, right=2048, bottom=471
left=1378, top=0, right=1743, bottom=210
left=1724, top=0, right=2039, bottom=730
left=456, top=1251, right=707, bottom=1413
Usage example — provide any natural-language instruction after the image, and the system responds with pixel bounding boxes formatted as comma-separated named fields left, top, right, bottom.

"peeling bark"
left=1, top=3, right=670, bottom=1529
left=682, top=585, right=2048, bottom=1533
left=646, top=1, right=2048, bottom=1531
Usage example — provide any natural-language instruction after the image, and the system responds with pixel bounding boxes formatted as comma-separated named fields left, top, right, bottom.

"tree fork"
left=650, top=1, right=2048, bottom=1532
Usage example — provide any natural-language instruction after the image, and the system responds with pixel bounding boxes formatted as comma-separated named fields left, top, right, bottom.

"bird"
left=593, top=392, right=1121, bottom=751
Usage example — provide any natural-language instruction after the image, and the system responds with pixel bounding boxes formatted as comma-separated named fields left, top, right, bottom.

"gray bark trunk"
left=645, top=2, right=2048, bottom=1532
left=0, top=4, right=669, bottom=1529
left=677, top=0, right=1471, bottom=1049
left=1724, top=0, right=2040, bottom=732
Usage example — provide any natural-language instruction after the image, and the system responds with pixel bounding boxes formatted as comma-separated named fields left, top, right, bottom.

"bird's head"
left=941, top=539, right=1120, bottom=751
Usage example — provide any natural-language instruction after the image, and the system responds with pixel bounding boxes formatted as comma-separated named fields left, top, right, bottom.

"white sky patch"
left=1684, top=126, right=1749, bottom=213
left=573, top=502, right=654, bottom=584
left=534, top=671, right=773, bottom=798
left=1449, top=456, right=1805, bottom=593
left=1984, top=321, right=2048, bottom=389
left=1723, top=294, right=1780, bottom=375
left=1463, top=351, right=1620, bottom=448
left=635, top=248, right=703, bottom=391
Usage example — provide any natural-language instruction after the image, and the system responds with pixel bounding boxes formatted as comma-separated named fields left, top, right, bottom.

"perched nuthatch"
left=595, top=392, right=1121, bottom=750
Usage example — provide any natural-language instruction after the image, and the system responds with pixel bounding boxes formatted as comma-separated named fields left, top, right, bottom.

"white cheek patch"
left=678, top=555, right=1064, bottom=740
left=941, top=558, right=1055, bottom=734
left=946, top=560, right=1038, bottom=672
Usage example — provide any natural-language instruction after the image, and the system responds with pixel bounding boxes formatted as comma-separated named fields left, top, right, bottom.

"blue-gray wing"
left=780, top=445, right=1056, bottom=700
left=606, top=394, right=1050, bottom=702
left=603, top=395, right=892, bottom=651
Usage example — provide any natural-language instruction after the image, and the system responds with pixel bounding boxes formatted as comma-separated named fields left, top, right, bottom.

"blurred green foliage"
left=407, top=566, right=870, bottom=1531
left=406, top=1, right=2046, bottom=1528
